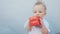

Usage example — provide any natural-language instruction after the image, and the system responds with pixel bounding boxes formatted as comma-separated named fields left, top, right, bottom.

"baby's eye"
left=34, top=11, right=37, bottom=13
left=39, top=11, right=42, bottom=13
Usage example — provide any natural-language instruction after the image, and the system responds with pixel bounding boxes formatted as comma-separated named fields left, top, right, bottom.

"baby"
left=24, top=1, right=50, bottom=34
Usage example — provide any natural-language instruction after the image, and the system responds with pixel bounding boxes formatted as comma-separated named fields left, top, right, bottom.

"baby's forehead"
left=33, top=5, right=45, bottom=11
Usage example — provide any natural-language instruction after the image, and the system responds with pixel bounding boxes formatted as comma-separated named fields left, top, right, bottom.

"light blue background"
left=0, top=0, right=60, bottom=34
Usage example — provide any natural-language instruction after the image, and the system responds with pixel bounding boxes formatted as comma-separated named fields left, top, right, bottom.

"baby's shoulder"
left=42, top=18, right=49, bottom=26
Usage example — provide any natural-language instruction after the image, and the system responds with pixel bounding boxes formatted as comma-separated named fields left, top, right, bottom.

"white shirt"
left=24, top=18, right=51, bottom=34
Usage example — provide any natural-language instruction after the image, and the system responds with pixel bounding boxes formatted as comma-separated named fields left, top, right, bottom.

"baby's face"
left=33, top=4, right=46, bottom=19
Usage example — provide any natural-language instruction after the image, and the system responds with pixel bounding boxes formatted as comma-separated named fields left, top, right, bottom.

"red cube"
left=29, top=16, right=41, bottom=27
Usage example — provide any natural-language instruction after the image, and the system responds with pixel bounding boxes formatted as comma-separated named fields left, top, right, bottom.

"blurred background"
left=0, top=0, right=60, bottom=34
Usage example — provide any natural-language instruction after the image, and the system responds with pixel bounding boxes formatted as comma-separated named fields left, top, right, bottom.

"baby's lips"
left=34, top=15, right=40, bottom=18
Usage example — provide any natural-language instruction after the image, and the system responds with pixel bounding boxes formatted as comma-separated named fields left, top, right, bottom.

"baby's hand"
left=40, top=19, right=48, bottom=34
left=25, top=21, right=32, bottom=32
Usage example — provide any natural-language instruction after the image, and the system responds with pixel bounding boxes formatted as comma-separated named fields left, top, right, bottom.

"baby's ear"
left=44, top=11, right=46, bottom=15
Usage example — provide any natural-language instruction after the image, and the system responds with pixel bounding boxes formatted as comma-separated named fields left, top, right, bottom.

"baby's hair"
left=34, top=1, right=47, bottom=10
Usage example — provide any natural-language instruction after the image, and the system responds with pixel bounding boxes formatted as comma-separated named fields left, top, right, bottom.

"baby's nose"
left=36, top=13, right=39, bottom=16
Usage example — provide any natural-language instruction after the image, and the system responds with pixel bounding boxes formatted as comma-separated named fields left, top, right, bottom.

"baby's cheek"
left=39, top=14, right=44, bottom=18
left=34, top=13, right=37, bottom=16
